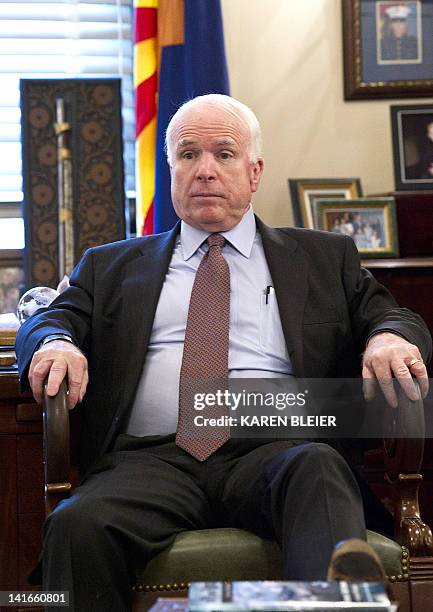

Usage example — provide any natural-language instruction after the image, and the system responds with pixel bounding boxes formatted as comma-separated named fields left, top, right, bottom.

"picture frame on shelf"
left=288, top=177, right=363, bottom=228
left=315, top=197, right=399, bottom=258
left=342, top=0, right=433, bottom=100
left=0, top=257, right=23, bottom=316
left=390, top=103, right=433, bottom=190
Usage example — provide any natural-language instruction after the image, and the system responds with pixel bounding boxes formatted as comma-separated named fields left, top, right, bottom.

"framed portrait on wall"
left=376, top=1, right=422, bottom=66
left=343, top=0, right=433, bottom=99
left=288, top=177, right=363, bottom=228
left=315, top=197, right=399, bottom=258
left=390, top=104, right=433, bottom=190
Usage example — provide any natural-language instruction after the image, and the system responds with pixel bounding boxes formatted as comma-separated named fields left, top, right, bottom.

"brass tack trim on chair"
left=134, top=581, right=189, bottom=593
left=46, top=483, right=72, bottom=493
left=388, top=575, right=406, bottom=582
left=387, top=546, right=411, bottom=582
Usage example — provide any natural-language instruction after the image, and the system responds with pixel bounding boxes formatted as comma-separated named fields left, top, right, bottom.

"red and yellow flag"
left=134, top=0, right=229, bottom=235
left=134, top=0, right=158, bottom=235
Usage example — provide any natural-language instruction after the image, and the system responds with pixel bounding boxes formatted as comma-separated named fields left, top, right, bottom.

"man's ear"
left=250, top=158, right=264, bottom=193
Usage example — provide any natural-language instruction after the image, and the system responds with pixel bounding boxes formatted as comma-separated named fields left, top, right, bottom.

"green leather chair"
left=43, top=382, right=433, bottom=612
left=136, top=527, right=406, bottom=588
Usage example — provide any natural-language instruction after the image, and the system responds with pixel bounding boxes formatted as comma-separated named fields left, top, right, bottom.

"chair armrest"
left=382, top=381, right=433, bottom=556
left=384, top=380, right=425, bottom=481
left=43, top=380, right=71, bottom=514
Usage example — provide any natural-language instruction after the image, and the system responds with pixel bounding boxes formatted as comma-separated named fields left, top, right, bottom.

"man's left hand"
left=362, top=332, right=429, bottom=408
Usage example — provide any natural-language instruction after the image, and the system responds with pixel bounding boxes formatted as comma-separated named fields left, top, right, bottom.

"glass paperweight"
left=16, top=286, right=59, bottom=324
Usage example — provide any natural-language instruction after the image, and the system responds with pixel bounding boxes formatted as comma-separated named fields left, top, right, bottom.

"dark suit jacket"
left=16, top=217, right=432, bottom=475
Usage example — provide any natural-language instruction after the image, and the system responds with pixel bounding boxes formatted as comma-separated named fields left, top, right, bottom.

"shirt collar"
left=180, top=205, right=256, bottom=260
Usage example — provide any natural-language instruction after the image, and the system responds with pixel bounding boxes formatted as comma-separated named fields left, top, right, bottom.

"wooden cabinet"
left=363, top=257, right=433, bottom=376
left=0, top=371, right=43, bottom=591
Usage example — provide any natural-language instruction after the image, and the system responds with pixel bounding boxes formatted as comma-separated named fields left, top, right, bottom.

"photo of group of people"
left=314, top=198, right=399, bottom=258
left=288, top=182, right=401, bottom=257
left=328, top=210, right=385, bottom=249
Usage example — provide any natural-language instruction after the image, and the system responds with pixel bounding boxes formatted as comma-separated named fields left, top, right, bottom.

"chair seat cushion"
left=367, top=530, right=407, bottom=578
left=137, top=528, right=405, bottom=588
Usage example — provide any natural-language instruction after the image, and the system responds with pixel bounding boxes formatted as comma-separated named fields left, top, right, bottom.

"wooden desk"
left=0, top=370, right=43, bottom=591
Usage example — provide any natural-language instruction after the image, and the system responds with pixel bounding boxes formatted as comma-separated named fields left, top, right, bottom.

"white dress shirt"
left=124, top=206, right=292, bottom=436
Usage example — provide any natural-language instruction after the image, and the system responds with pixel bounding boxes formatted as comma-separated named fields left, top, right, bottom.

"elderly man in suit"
left=16, top=94, right=430, bottom=611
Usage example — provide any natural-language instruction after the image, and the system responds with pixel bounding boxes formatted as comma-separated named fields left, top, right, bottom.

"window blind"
left=0, top=0, right=134, bottom=206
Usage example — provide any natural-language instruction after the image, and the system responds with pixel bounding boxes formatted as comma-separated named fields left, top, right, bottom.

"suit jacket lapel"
left=119, top=223, right=180, bottom=415
left=256, top=217, right=308, bottom=376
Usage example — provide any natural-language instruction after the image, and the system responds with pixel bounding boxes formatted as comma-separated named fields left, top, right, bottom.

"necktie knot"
left=207, top=233, right=225, bottom=250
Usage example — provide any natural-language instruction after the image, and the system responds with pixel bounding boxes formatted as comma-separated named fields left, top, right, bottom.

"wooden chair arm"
left=383, top=381, right=433, bottom=556
left=43, top=379, right=71, bottom=514
left=384, top=380, right=425, bottom=480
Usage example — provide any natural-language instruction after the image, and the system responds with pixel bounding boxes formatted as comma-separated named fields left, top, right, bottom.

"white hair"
left=165, top=94, right=263, bottom=165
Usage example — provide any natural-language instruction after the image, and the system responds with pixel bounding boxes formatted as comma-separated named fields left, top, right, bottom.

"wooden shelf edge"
left=362, top=257, right=433, bottom=269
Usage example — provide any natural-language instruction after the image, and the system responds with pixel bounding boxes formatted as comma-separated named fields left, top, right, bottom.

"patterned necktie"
left=176, top=233, right=230, bottom=461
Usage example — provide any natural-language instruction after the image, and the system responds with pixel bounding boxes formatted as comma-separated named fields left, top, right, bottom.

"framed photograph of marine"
left=343, top=0, right=433, bottom=99
left=315, top=197, right=399, bottom=258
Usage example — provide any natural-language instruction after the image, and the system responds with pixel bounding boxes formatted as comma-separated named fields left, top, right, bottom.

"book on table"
left=187, top=581, right=395, bottom=611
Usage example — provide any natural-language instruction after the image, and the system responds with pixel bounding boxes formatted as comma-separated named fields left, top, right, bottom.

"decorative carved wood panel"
left=20, top=79, right=126, bottom=288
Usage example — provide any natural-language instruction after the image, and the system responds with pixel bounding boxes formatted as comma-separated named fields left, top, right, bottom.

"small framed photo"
left=315, top=197, right=399, bottom=258
left=288, top=178, right=363, bottom=228
left=343, top=0, right=433, bottom=100
left=0, top=258, right=23, bottom=315
left=390, top=103, right=433, bottom=190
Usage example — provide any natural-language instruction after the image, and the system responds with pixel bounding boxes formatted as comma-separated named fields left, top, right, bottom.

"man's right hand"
left=28, top=340, right=89, bottom=409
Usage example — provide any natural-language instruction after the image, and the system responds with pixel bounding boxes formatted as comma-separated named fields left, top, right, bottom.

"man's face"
left=169, top=104, right=264, bottom=232
left=390, top=19, right=408, bottom=38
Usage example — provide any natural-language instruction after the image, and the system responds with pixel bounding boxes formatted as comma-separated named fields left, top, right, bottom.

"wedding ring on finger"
left=409, top=358, right=422, bottom=368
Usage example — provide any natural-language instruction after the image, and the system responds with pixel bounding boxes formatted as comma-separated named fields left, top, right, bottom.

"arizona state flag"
left=134, top=0, right=230, bottom=235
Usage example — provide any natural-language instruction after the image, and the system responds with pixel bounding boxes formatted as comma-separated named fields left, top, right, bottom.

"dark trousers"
left=42, top=436, right=366, bottom=611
